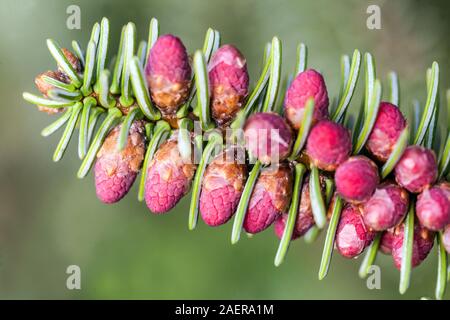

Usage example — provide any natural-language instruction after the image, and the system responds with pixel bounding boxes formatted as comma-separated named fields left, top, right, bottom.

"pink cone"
left=145, top=34, right=191, bottom=116
left=362, top=182, right=409, bottom=231
left=284, top=69, right=329, bottom=130
left=244, top=163, right=293, bottom=234
left=305, top=120, right=352, bottom=171
left=200, top=147, right=247, bottom=226
left=95, top=121, right=146, bottom=204
left=244, top=112, right=293, bottom=164
left=145, top=137, right=196, bottom=213
left=335, top=204, right=376, bottom=258
left=380, top=229, right=395, bottom=255
left=274, top=213, right=303, bottom=240
left=366, top=102, right=407, bottom=162
left=208, top=45, right=249, bottom=127
left=394, top=146, right=437, bottom=193
left=335, top=156, right=379, bottom=204
left=416, top=182, right=450, bottom=231
left=443, top=225, right=450, bottom=254
left=274, top=174, right=326, bottom=239
left=391, top=223, right=435, bottom=270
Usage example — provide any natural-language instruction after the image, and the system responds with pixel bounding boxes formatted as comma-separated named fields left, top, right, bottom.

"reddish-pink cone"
left=335, top=156, right=379, bottom=204
left=200, top=147, right=247, bottom=226
left=95, top=121, right=146, bottom=204
left=274, top=174, right=326, bottom=239
left=362, top=182, right=409, bottom=231
left=335, top=204, right=376, bottom=258
left=244, top=112, right=293, bottom=164
left=443, top=225, right=450, bottom=254
left=416, top=182, right=450, bottom=231
left=145, top=136, right=196, bottom=214
left=394, top=146, right=437, bottom=193
left=391, top=223, right=435, bottom=270
left=284, top=69, right=329, bottom=130
left=366, top=102, right=407, bottom=162
left=244, top=163, right=293, bottom=234
left=305, top=120, right=352, bottom=171
left=274, top=213, right=303, bottom=240
left=380, top=229, right=395, bottom=254
left=208, top=45, right=249, bottom=127
left=145, top=34, right=191, bottom=117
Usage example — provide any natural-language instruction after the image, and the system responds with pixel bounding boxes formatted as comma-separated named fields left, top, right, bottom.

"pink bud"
left=391, top=223, right=435, bottom=270
left=394, top=146, right=437, bottom=193
left=244, top=112, right=293, bottom=164
left=284, top=69, right=329, bottom=130
left=145, top=137, right=196, bottom=213
left=335, top=156, right=379, bottom=204
left=336, top=204, right=376, bottom=258
left=208, top=45, right=249, bottom=127
left=366, top=102, right=407, bottom=162
left=145, top=34, right=191, bottom=116
left=244, top=163, right=293, bottom=234
left=95, top=121, right=146, bottom=203
left=200, top=147, right=247, bottom=226
left=306, top=120, right=352, bottom=171
left=416, top=182, right=450, bottom=231
left=363, top=183, right=409, bottom=231
left=380, top=230, right=395, bottom=255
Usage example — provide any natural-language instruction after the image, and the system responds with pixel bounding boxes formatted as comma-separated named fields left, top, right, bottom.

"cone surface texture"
left=200, top=147, right=247, bottom=226
left=145, top=137, right=196, bottom=213
left=95, top=121, right=146, bottom=204
left=244, top=163, right=293, bottom=233
left=146, top=34, right=191, bottom=116
left=284, top=69, right=329, bottom=130
left=208, top=45, right=249, bottom=127
left=366, top=102, right=407, bottom=162
left=394, top=146, right=437, bottom=193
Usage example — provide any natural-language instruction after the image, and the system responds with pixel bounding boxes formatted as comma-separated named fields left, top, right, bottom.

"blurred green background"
left=0, top=0, right=449, bottom=299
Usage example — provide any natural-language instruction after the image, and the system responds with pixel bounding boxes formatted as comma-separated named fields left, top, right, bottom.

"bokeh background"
left=0, top=0, right=449, bottom=299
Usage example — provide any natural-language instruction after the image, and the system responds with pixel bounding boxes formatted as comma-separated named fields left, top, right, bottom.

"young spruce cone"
left=284, top=69, right=329, bottom=130
left=244, top=112, right=293, bottom=164
left=145, top=34, right=191, bottom=119
left=244, top=162, right=293, bottom=234
left=416, top=181, right=450, bottom=231
left=274, top=173, right=326, bottom=239
left=335, top=204, right=376, bottom=258
left=391, top=223, right=435, bottom=269
left=208, top=45, right=249, bottom=127
left=362, top=182, right=409, bottom=231
left=335, top=155, right=379, bottom=204
left=200, top=147, right=247, bottom=226
left=145, top=135, right=196, bottom=214
left=366, top=102, right=407, bottom=162
left=394, top=146, right=438, bottom=193
left=305, top=120, right=352, bottom=171
left=380, top=229, right=395, bottom=255
left=94, top=120, right=146, bottom=204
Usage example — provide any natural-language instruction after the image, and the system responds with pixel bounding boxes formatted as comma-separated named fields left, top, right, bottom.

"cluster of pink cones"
left=24, top=18, right=450, bottom=297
